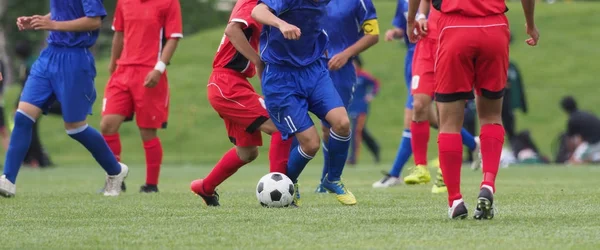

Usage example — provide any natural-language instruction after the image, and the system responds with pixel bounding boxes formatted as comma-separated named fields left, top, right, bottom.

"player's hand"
left=0, top=72, right=3, bottom=81
left=31, top=15, right=56, bottom=31
left=144, top=70, right=161, bottom=88
left=384, top=29, right=402, bottom=42
left=416, top=18, right=428, bottom=36
left=328, top=52, right=350, bottom=71
left=407, top=21, right=419, bottom=43
left=365, top=94, right=374, bottom=103
left=16, top=16, right=34, bottom=31
left=255, top=60, right=265, bottom=82
left=279, top=23, right=301, bottom=40
left=525, top=23, right=539, bottom=46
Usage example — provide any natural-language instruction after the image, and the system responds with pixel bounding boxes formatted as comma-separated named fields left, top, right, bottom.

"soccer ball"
left=256, top=172, right=295, bottom=207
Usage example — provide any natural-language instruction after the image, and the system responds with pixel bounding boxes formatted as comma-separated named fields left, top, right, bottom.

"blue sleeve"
left=391, top=0, right=408, bottom=30
left=355, top=0, right=377, bottom=23
left=259, top=0, right=296, bottom=16
left=81, top=0, right=107, bottom=18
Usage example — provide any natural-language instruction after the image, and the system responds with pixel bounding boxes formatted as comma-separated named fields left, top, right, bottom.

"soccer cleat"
left=322, top=175, right=357, bottom=205
left=190, top=179, right=220, bottom=206
left=314, top=183, right=330, bottom=193
left=474, top=186, right=495, bottom=220
left=431, top=167, right=447, bottom=194
left=103, top=163, right=129, bottom=197
left=98, top=181, right=126, bottom=194
left=291, top=183, right=302, bottom=207
left=372, top=171, right=402, bottom=188
left=471, top=137, right=482, bottom=171
left=448, top=199, right=468, bottom=219
left=140, top=184, right=159, bottom=193
left=0, top=175, right=16, bottom=198
left=403, top=165, right=431, bottom=185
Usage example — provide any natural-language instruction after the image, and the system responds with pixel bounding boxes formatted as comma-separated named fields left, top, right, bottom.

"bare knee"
left=16, top=102, right=42, bottom=121
left=139, top=128, right=158, bottom=142
left=236, top=146, right=259, bottom=163
left=412, top=95, right=432, bottom=121
left=325, top=107, right=351, bottom=137
left=100, top=115, right=125, bottom=134
left=64, top=121, right=88, bottom=131
left=437, top=101, right=466, bottom=133
left=300, top=138, right=321, bottom=156
left=476, top=96, right=503, bottom=125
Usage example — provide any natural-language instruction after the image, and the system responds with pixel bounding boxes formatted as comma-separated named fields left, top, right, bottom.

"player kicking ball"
left=311, top=0, right=379, bottom=198
left=189, top=0, right=292, bottom=207
left=252, top=0, right=355, bottom=206
left=407, top=0, right=539, bottom=219
left=0, top=0, right=128, bottom=197
left=100, top=0, right=183, bottom=193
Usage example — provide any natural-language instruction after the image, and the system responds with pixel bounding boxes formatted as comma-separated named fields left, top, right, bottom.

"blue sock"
left=67, top=124, right=121, bottom=175
left=286, top=146, right=313, bottom=183
left=3, top=111, right=35, bottom=183
left=326, top=129, right=351, bottom=182
left=461, top=128, right=476, bottom=151
left=389, top=129, right=412, bottom=178
left=320, top=141, right=328, bottom=182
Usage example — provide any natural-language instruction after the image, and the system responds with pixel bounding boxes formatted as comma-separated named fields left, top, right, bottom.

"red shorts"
left=208, top=68, right=269, bottom=147
left=102, top=65, right=169, bottom=128
left=411, top=37, right=437, bottom=97
left=434, top=13, right=510, bottom=102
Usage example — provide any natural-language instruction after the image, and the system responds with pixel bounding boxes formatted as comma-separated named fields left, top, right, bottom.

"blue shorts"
left=404, top=48, right=415, bottom=109
left=322, top=60, right=356, bottom=128
left=262, top=60, right=344, bottom=140
left=20, top=45, right=97, bottom=123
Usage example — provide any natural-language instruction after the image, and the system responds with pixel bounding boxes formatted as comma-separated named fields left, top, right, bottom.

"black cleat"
left=140, top=184, right=159, bottom=193
left=197, top=190, right=220, bottom=207
left=448, top=199, right=469, bottom=219
left=474, top=187, right=495, bottom=220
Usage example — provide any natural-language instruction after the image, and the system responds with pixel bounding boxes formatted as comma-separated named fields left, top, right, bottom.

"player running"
left=0, top=0, right=128, bottom=197
left=100, top=0, right=182, bottom=193
left=189, top=0, right=292, bottom=207
left=312, top=0, right=379, bottom=194
left=252, top=0, right=355, bottom=206
left=407, top=0, right=539, bottom=219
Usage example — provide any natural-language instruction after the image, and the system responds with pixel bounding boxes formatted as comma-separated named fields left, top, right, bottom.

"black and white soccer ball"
left=256, top=172, right=295, bottom=207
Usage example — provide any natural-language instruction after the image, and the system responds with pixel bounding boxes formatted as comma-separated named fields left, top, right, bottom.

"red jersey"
left=112, top=0, right=183, bottom=67
left=432, top=0, right=507, bottom=17
left=426, top=4, right=441, bottom=39
left=212, top=0, right=262, bottom=78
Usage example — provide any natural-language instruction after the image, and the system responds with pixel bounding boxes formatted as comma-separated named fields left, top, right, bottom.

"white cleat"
left=0, top=175, right=16, bottom=198
left=471, top=137, right=482, bottom=171
left=448, top=199, right=469, bottom=219
left=103, top=163, right=129, bottom=197
left=372, top=172, right=402, bottom=188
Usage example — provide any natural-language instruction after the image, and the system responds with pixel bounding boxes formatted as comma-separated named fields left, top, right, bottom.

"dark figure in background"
left=560, top=96, right=600, bottom=164
left=0, top=60, right=10, bottom=152
left=502, top=34, right=528, bottom=142
left=14, top=40, right=55, bottom=168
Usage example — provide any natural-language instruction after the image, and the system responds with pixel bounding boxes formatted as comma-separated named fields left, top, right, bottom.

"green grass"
left=1, top=164, right=600, bottom=249
left=3, top=1, right=600, bottom=165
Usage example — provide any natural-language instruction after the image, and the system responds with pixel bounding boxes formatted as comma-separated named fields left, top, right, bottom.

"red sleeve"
left=111, top=0, right=124, bottom=32
left=230, top=1, right=259, bottom=29
left=164, top=0, right=183, bottom=39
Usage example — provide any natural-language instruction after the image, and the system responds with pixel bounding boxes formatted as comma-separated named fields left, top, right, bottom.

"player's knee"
left=100, top=117, right=121, bottom=135
left=301, top=139, right=320, bottom=156
left=139, top=128, right=158, bottom=142
left=236, top=146, right=259, bottom=163
left=331, top=117, right=351, bottom=137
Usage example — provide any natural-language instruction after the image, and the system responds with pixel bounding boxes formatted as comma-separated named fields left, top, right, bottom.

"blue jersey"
left=259, top=0, right=329, bottom=67
left=348, top=69, right=380, bottom=114
left=47, top=0, right=107, bottom=48
left=323, top=0, right=377, bottom=58
left=392, top=0, right=415, bottom=49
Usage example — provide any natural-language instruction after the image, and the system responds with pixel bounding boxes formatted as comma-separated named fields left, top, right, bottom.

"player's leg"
left=472, top=23, right=510, bottom=220
left=57, top=49, right=126, bottom=197
left=361, top=125, right=381, bottom=164
left=347, top=113, right=359, bottom=166
left=0, top=100, right=9, bottom=151
left=259, top=119, right=292, bottom=174
left=350, top=113, right=366, bottom=165
left=101, top=67, right=134, bottom=163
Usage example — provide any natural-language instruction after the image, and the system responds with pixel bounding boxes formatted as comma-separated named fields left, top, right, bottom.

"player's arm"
left=329, top=19, right=379, bottom=70
left=406, top=0, right=421, bottom=42
left=29, top=15, right=102, bottom=32
left=145, top=0, right=182, bottom=88
left=251, top=3, right=301, bottom=40
left=387, top=0, right=407, bottom=41
left=521, top=0, right=539, bottom=46
left=109, top=32, right=124, bottom=74
left=225, top=22, right=261, bottom=65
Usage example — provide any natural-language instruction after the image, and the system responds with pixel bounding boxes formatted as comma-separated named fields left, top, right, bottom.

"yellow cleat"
left=403, top=165, right=431, bottom=185
left=430, top=157, right=440, bottom=168
left=292, top=183, right=302, bottom=207
left=322, top=176, right=357, bottom=206
left=431, top=167, right=447, bottom=194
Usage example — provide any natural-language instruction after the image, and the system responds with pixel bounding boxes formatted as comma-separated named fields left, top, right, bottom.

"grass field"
left=1, top=164, right=600, bottom=249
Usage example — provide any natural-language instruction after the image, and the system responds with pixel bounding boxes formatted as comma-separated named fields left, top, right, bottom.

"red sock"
left=143, top=138, right=163, bottom=186
left=411, top=121, right=430, bottom=166
left=480, top=124, right=505, bottom=193
left=438, top=133, right=463, bottom=207
left=203, top=148, right=247, bottom=194
left=103, top=133, right=121, bottom=162
left=269, top=131, right=291, bottom=174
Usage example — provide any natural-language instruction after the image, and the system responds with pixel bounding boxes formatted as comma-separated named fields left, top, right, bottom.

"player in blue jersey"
left=0, top=0, right=128, bottom=198
left=252, top=0, right=356, bottom=206
left=312, top=0, right=379, bottom=194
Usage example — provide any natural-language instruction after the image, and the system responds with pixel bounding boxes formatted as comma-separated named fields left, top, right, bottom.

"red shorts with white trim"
left=208, top=68, right=269, bottom=147
left=434, top=13, right=510, bottom=102
left=411, top=37, right=436, bottom=97
left=102, top=65, right=169, bottom=128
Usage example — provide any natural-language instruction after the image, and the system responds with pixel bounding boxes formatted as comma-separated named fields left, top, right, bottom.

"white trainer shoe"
left=471, top=137, right=482, bottom=171
left=0, top=175, right=16, bottom=198
left=372, top=171, right=402, bottom=188
left=103, top=163, right=129, bottom=197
